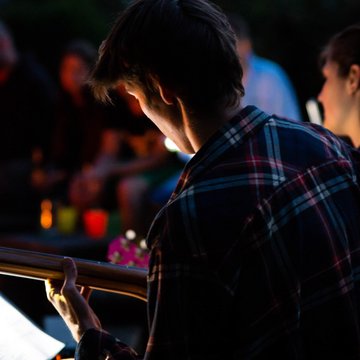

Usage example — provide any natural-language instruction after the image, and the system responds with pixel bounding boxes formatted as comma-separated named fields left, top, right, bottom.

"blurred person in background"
left=113, top=85, right=182, bottom=237
left=318, top=24, right=360, bottom=148
left=48, top=39, right=118, bottom=199
left=227, top=13, right=302, bottom=121
left=69, top=82, right=183, bottom=237
left=39, top=39, right=134, bottom=215
left=0, top=20, right=56, bottom=231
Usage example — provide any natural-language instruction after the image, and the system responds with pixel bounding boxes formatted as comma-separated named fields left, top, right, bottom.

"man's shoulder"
left=170, top=114, right=351, bottom=200
left=267, top=114, right=345, bottom=148
left=161, top=112, right=355, bottom=214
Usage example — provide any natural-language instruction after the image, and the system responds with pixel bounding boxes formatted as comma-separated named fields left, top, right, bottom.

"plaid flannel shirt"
left=77, top=106, right=360, bottom=359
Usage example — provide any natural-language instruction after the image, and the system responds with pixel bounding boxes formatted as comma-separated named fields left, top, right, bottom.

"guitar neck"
left=0, top=247, right=147, bottom=302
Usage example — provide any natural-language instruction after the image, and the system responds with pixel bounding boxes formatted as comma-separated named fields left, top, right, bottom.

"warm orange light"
left=40, top=199, right=53, bottom=229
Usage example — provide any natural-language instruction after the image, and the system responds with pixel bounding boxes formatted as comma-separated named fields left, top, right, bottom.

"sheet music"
left=0, top=293, right=65, bottom=360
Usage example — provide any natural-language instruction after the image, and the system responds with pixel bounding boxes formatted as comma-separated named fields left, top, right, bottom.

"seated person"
left=69, top=84, right=183, bottom=237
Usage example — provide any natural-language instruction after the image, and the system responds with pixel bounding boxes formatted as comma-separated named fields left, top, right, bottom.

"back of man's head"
left=90, top=0, right=244, bottom=114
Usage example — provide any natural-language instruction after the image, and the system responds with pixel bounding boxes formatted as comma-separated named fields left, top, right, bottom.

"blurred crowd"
left=0, top=20, right=183, bottom=238
left=0, top=16, right=358, bottom=240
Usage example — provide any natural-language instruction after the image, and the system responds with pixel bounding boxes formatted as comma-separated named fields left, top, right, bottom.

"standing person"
left=227, top=13, right=302, bottom=121
left=318, top=24, right=360, bottom=147
left=46, top=1, right=360, bottom=359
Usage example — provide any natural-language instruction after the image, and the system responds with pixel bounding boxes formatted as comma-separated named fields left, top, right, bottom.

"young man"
left=46, top=1, right=360, bottom=359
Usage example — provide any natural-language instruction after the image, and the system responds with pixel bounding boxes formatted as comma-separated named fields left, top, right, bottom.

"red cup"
left=83, top=209, right=109, bottom=239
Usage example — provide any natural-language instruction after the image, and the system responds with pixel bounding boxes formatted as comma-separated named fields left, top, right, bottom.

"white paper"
left=0, top=293, right=65, bottom=360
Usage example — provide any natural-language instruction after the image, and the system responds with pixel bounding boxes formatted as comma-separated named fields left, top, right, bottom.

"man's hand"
left=45, top=258, right=101, bottom=342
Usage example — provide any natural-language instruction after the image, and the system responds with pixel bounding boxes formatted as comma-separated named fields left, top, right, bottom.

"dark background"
left=0, top=1, right=359, bottom=352
left=1, top=0, right=360, bottom=120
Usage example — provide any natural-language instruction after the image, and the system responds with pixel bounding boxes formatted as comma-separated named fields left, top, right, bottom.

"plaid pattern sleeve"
left=76, top=106, right=360, bottom=359
left=76, top=328, right=141, bottom=359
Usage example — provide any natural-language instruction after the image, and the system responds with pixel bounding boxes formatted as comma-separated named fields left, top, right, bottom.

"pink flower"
left=107, top=235, right=149, bottom=269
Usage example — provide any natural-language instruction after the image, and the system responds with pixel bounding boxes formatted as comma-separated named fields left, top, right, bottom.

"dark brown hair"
left=320, top=23, right=360, bottom=77
left=90, top=0, right=244, bottom=113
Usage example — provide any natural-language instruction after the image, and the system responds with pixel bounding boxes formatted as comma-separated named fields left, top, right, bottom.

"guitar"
left=0, top=247, right=147, bottom=302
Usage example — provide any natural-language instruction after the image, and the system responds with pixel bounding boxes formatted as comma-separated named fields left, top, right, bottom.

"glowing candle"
left=83, top=209, right=109, bottom=239
left=40, top=199, right=52, bottom=230
left=57, top=206, right=78, bottom=234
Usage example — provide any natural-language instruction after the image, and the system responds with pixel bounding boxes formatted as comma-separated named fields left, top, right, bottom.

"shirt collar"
left=172, top=105, right=271, bottom=197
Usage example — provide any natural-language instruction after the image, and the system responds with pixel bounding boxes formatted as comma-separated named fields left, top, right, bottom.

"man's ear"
left=158, top=83, right=175, bottom=105
left=347, top=64, right=360, bottom=94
